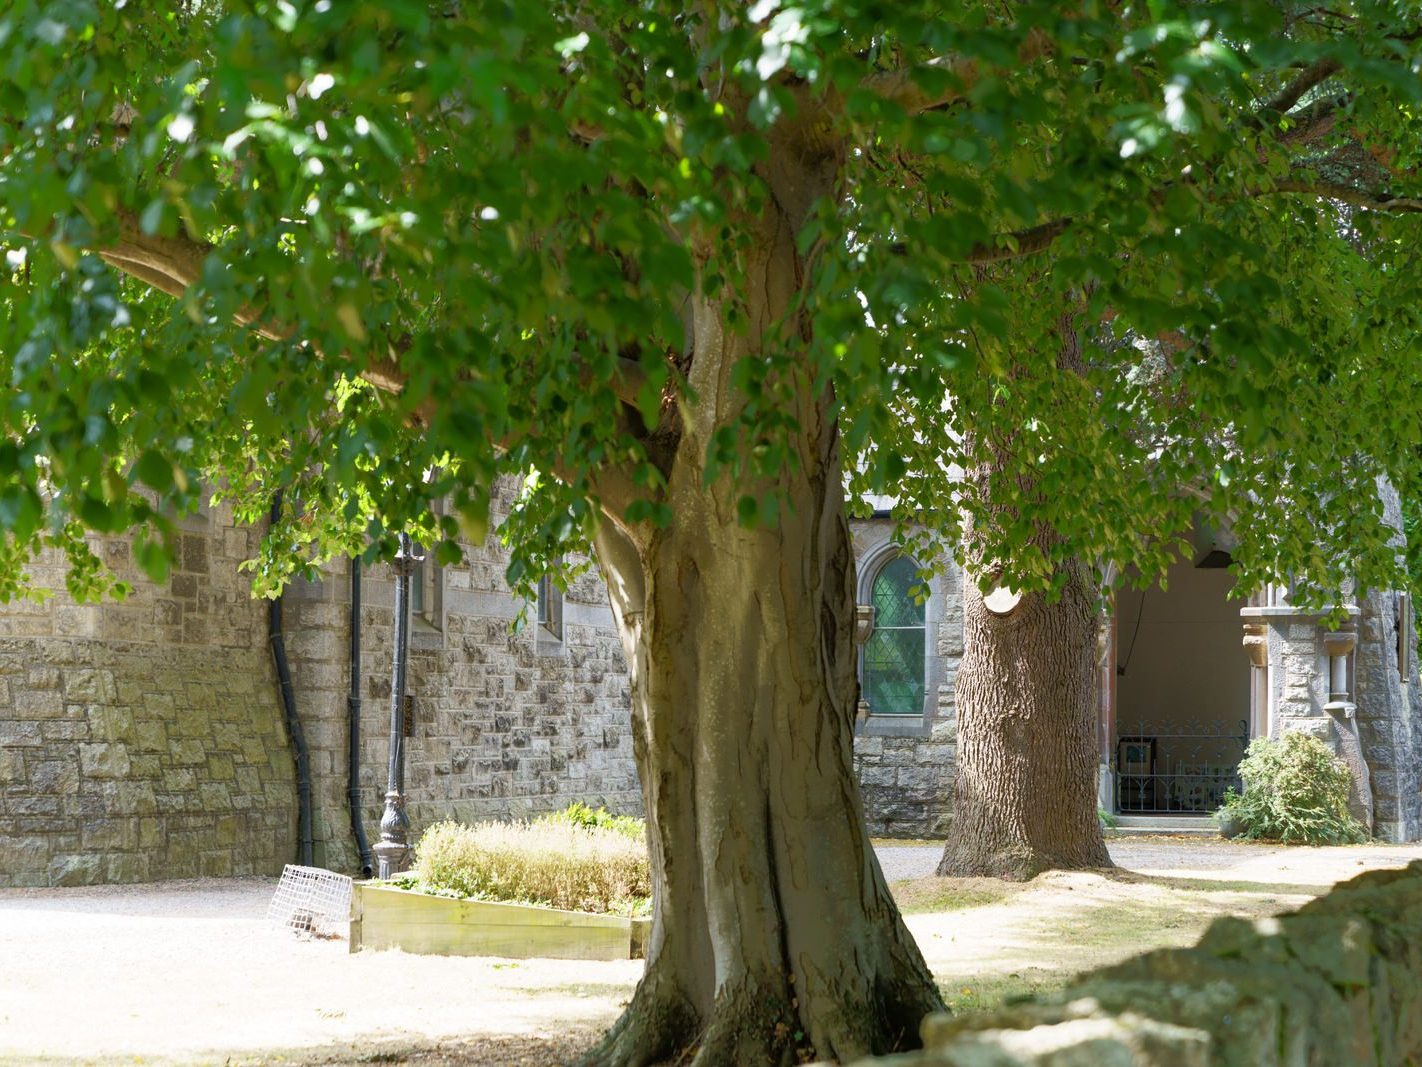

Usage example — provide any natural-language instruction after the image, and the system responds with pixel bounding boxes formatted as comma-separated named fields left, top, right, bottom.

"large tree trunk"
left=937, top=555, right=1111, bottom=880
left=581, top=137, right=942, bottom=1066
left=937, top=310, right=1111, bottom=881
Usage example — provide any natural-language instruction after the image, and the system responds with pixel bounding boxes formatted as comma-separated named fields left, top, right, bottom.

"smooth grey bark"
left=580, top=131, right=943, bottom=1066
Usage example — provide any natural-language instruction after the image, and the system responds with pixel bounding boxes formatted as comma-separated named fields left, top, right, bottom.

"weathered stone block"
left=113, top=781, right=157, bottom=815
left=860, top=766, right=896, bottom=787
left=169, top=739, right=206, bottom=765
left=12, top=690, right=63, bottom=718
left=47, top=853, right=102, bottom=887
left=84, top=704, right=134, bottom=742
left=861, top=862, right=1422, bottom=1067
left=0, top=748, right=24, bottom=779
left=81, top=819, right=139, bottom=852
left=66, top=668, right=118, bottom=703
left=78, top=743, right=130, bottom=778
left=25, top=666, right=61, bottom=690
left=897, top=767, right=941, bottom=790
left=28, top=760, right=78, bottom=795
left=134, top=721, right=168, bottom=752
left=105, top=853, right=150, bottom=883
left=138, top=818, right=163, bottom=849
left=9, top=795, right=61, bottom=815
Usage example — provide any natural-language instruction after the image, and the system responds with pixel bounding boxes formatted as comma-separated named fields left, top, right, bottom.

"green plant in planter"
left=535, top=801, right=646, bottom=841
left=1217, top=733, right=1367, bottom=845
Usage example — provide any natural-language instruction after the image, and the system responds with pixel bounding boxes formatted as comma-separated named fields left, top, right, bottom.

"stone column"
left=853, top=604, right=874, bottom=727
left=1242, top=621, right=1269, bottom=741
left=1323, top=629, right=1372, bottom=833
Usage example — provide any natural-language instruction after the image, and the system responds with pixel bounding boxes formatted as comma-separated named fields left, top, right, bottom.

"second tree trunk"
left=938, top=557, right=1111, bottom=880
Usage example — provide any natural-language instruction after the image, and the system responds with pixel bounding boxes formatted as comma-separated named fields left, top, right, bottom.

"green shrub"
left=411, top=818, right=651, bottom=915
left=534, top=800, right=645, bottom=841
left=1217, top=732, right=1368, bottom=845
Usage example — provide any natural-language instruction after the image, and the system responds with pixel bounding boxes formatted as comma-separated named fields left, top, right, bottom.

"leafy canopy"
left=0, top=1, right=1419, bottom=603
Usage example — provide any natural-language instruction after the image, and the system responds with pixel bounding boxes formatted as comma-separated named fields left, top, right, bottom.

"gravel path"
left=0, top=877, right=632, bottom=1066
left=877, top=836, right=1422, bottom=884
left=2, top=839, right=1418, bottom=1065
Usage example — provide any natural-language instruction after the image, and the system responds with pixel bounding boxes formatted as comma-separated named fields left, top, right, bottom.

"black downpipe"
left=347, top=559, right=373, bottom=877
left=268, top=492, right=315, bottom=867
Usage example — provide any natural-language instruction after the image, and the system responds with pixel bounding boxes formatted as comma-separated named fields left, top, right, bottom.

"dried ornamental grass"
left=412, top=818, right=651, bottom=915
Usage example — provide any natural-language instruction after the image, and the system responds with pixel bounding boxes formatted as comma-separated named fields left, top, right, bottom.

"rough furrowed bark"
left=938, top=312, right=1111, bottom=882
left=937, top=556, right=1112, bottom=880
left=581, top=154, right=943, bottom=1064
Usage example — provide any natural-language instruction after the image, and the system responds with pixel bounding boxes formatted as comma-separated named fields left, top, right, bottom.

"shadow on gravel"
left=1107, top=870, right=1330, bottom=896
left=3, top=1032, right=600, bottom=1067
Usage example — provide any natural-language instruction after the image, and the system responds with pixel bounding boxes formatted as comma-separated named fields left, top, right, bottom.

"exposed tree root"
left=576, top=963, right=699, bottom=1067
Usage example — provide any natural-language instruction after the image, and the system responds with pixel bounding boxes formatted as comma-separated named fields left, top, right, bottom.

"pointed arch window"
left=862, top=554, right=927, bottom=715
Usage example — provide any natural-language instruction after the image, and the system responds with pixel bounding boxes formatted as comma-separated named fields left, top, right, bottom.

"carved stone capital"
left=1241, top=623, right=1269, bottom=667
left=1323, top=631, right=1357, bottom=657
left=854, top=605, right=875, bottom=645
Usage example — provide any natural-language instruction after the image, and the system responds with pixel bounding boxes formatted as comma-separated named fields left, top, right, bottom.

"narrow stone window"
left=410, top=547, right=428, bottom=616
left=537, top=571, right=564, bottom=644
left=1400, top=592, right=1413, bottom=681
left=861, top=555, right=927, bottom=715
left=407, top=542, right=443, bottom=645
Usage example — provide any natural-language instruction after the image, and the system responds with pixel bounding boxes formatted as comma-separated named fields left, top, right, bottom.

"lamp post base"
left=374, top=790, right=411, bottom=879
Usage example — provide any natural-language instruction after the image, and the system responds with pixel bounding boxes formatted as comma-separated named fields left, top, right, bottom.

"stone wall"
left=1244, top=584, right=1421, bottom=842
left=850, top=521, right=962, bottom=839
left=1355, top=588, right=1422, bottom=842
left=0, top=506, right=296, bottom=887
left=284, top=478, right=638, bottom=874
left=856, top=860, right=1422, bottom=1066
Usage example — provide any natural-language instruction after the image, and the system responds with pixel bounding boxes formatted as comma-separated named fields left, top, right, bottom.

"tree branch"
left=1259, top=56, right=1342, bottom=118
left=858, top=55, right=983, bottom=115
left=101, top=214, right=211, bottom=301
left=890, top=216, right=1073, bottom=264
left=1277, top=92, right=1349, bottom=146
left=613, top=355, right=648, bottom=406
left=1267, top=179, right=1422, bottom=213
left=83, top=211, right=417, bottom=398
left=859, top=30, right=1054, bottom=115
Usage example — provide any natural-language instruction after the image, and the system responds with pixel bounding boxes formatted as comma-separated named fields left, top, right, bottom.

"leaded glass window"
left=862, top=555, right=926, bottom=715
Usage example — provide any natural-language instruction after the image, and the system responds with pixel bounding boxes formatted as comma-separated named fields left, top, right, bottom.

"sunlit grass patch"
left=890, top=876, right=1023, bottom=914
left=939, top=969, right=1066, bottom=1013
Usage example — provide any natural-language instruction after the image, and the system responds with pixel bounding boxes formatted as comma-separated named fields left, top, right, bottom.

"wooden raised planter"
left=350, top=883, right=650, bottom=961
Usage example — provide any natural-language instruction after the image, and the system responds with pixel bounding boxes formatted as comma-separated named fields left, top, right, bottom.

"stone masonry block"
left=78, top=743, right=131, bottom=778
left=84, top=705, right=135, bottom=742
left=0, top=720, right=43, bottom=746
left=65, top=668, right=118, bottom=703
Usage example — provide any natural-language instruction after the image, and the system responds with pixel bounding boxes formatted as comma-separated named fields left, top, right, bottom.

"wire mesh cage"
left=267, top=864, right=354, bottom=938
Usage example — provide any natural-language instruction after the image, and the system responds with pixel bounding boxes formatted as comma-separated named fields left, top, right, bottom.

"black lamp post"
left=373, top=533, right=417, bottom=879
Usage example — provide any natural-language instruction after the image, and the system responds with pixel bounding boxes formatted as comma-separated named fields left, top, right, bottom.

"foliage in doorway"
left=1217, top=733, right=1367, bottom=845
left=410, top=819, right=651, bottom=916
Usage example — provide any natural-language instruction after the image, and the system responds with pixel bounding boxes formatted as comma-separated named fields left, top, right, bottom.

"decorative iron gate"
left=1114, top=716, right=1248, bottom=814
